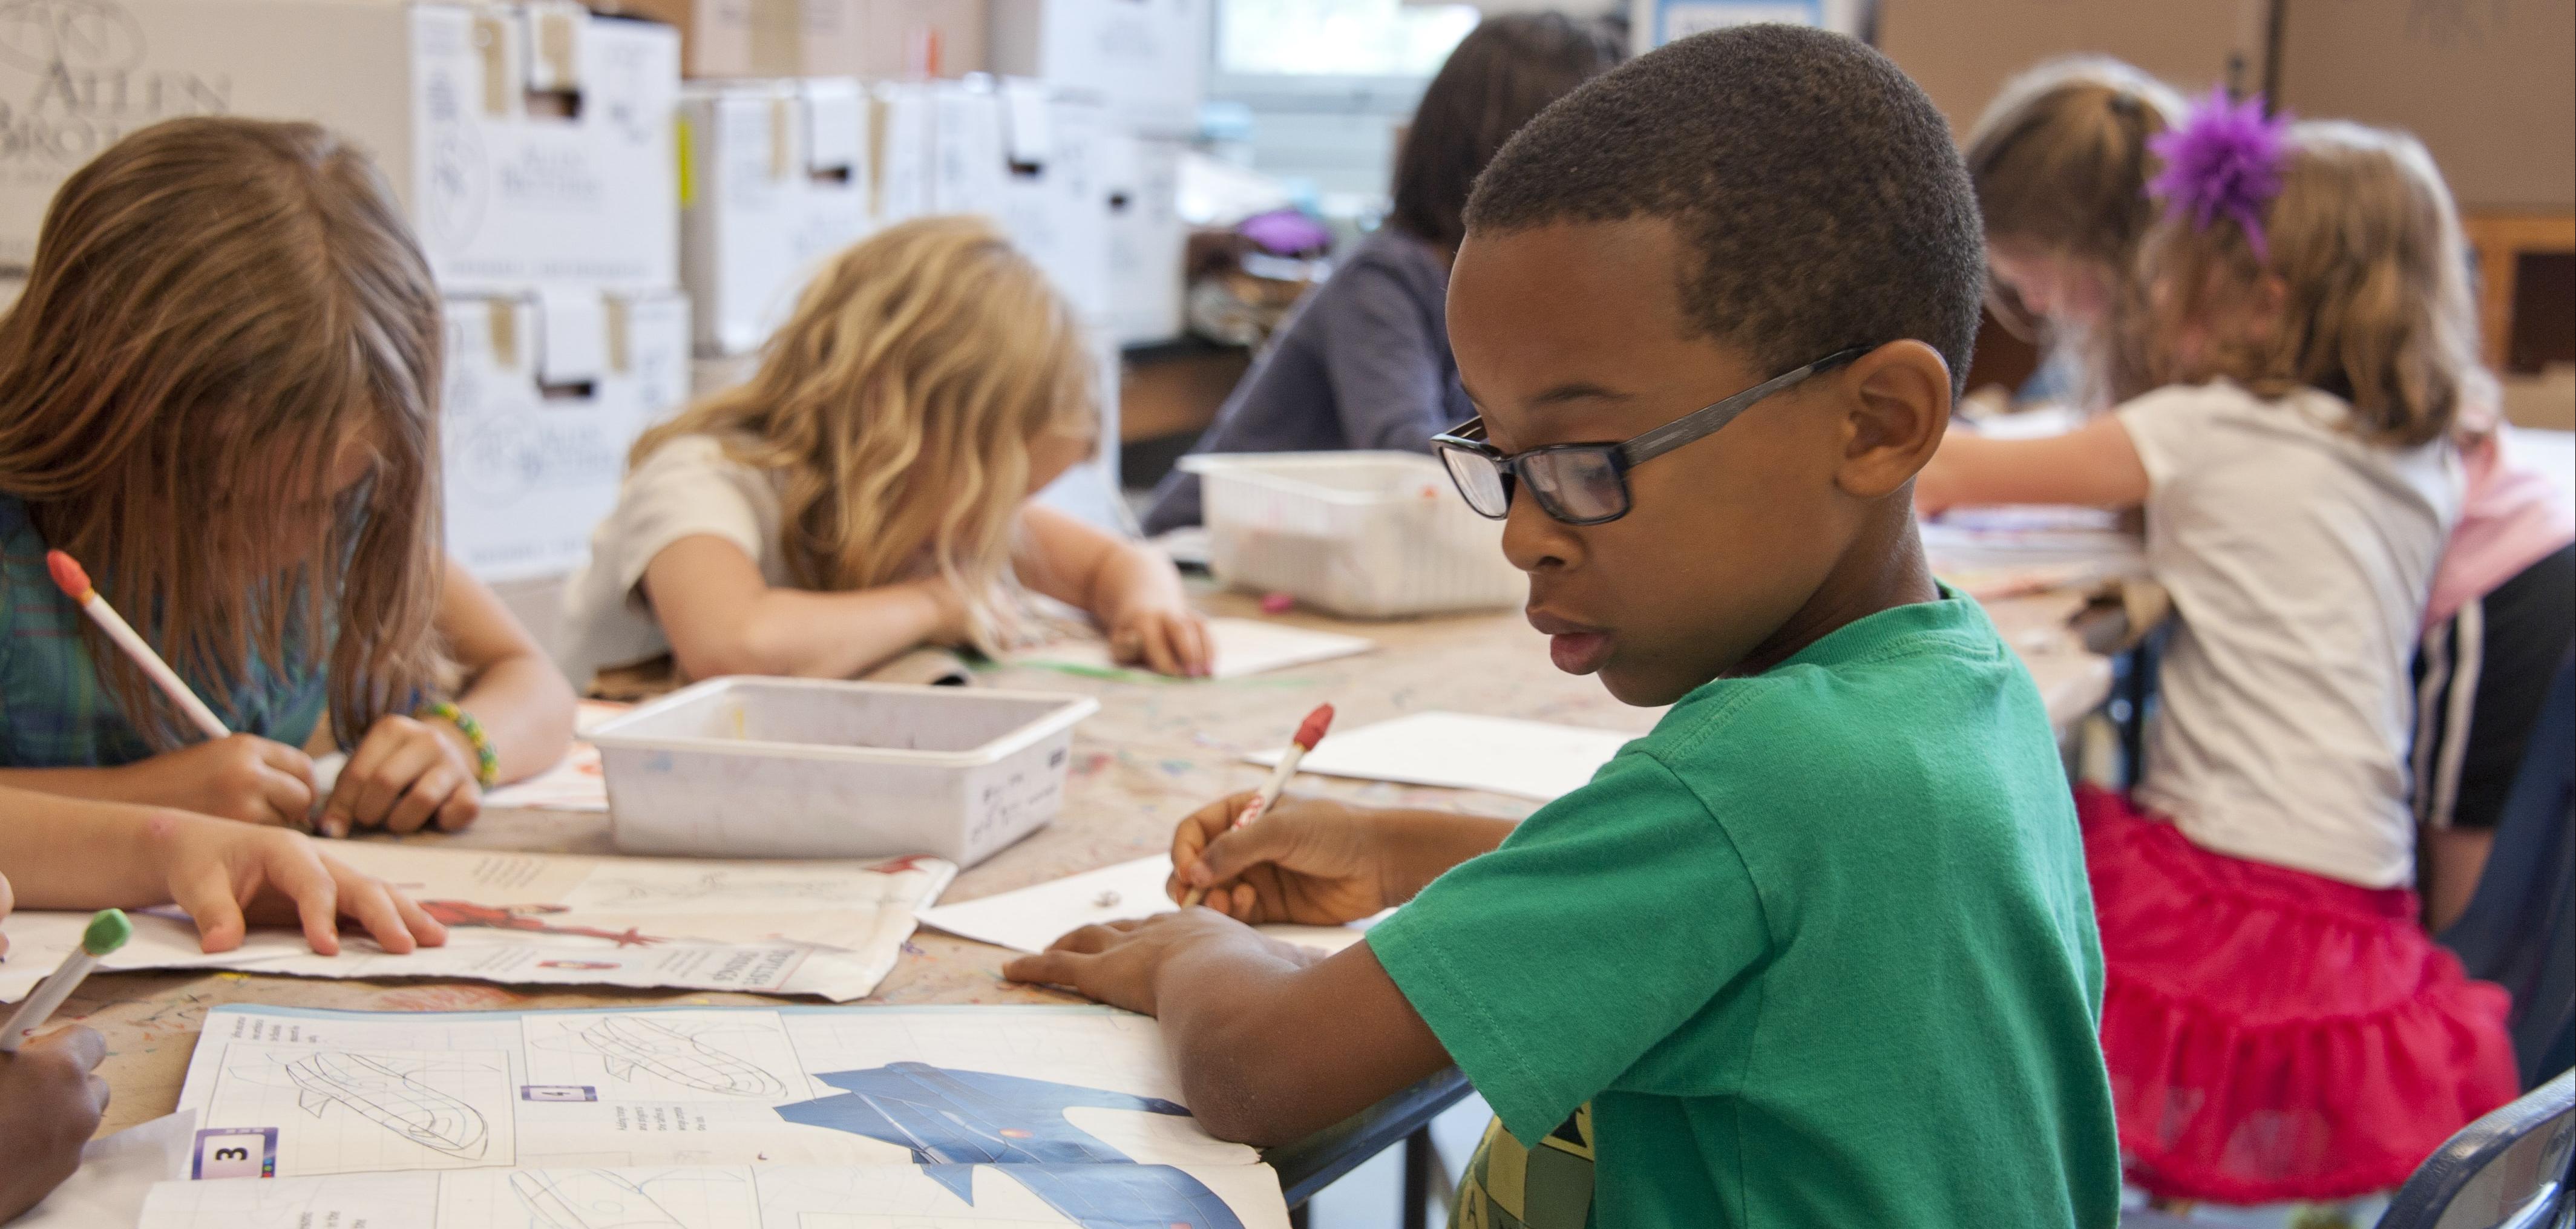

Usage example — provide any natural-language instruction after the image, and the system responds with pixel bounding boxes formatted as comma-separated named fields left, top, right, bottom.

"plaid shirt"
left=0, top=496, right=329, bottom=767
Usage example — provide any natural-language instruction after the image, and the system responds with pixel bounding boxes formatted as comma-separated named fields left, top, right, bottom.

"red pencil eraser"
left=44, top=550, right=92, bottom=600
left=1293, top=704, right=1335, bottom=752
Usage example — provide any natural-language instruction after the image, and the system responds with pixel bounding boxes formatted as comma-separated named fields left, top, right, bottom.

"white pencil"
left=1182, top=704, right=1334, bottom=908
left=1, top=909, right=131, bottom=1053
left=48, top=549, right=229, bottom=741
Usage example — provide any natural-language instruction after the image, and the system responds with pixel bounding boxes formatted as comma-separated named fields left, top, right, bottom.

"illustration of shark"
left=283, top=1052, right=489, bottom=1159
left=576, top=1015, right=790, bottom=1098
left=773, top=1062, right=1246, bottom=1228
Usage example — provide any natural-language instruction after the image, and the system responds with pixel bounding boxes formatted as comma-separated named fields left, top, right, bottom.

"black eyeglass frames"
left=1429, top=347, right=1866, bottom=525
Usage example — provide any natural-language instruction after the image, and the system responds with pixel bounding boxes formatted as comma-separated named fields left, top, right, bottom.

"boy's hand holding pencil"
left=1166, top=791, right=1396, bottom=925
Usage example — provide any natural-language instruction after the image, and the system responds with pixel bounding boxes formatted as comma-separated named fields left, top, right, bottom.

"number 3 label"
left=191, top=1127, right=277, bottom=1179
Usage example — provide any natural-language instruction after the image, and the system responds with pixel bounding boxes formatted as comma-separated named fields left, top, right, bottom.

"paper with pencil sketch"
left=144, top=1002, right=1290, bottom=1227
left=0, top=844, right=954, bottom=1003
left=1248, top=711, right=1635, bottom=801
left=1015, top=618, right=1374, bottom=679
left=917, top=855, right=1381, bottom=955
left=136, top=1162, right=1293, bottom=1229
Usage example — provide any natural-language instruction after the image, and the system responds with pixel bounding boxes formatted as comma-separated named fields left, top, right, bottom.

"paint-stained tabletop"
left=68, top=584, right=2111, bottom=1135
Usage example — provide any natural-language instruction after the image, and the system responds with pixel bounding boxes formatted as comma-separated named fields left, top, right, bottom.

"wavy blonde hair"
left=1965, top=57, right=2185, bottom=405
left=632, top=216, right=1096, bottom=651
left=2136, top=120, right=2483, bottom=449
left=0, top=117, right=447, bottom=748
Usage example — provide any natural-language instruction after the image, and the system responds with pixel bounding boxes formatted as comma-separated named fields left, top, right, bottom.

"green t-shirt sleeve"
left=1366, top=750, right=1769, bottom=1147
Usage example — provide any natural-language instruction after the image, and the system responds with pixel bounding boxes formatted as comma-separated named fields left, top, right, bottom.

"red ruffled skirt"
left=2077, top=786, right=2519, bottom=1204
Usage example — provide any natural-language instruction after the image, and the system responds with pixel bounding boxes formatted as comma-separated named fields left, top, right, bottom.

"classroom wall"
left=1877, top=0, right=2270, bottom=138
left=2275, top=0, right=2576, bottom=212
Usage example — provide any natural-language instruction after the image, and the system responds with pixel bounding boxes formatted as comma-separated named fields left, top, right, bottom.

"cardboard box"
left=1103, top=134, right=1184, bottom=344
left=2276, top=0, right=2574, bottom=212
left=444, top=289, right=692, bottom=580
left=682, top=79, right=873, bottom=355
left=0, top=0, right=678, bottom=290
left=928, top=76, right=1009, bottom=215
left=998, top=80, right=1110, bottom=321
left=606, top=0, right=979, bottom=78
left=870, top=80, right=937, bottom=223
left=1875, top=0, right=2267, bottom=140
left=609, top=0, right=755, bottom=77
left=989, top=0, right=1206, bottom=137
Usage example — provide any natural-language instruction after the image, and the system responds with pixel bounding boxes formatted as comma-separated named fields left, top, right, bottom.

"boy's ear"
left=1834, top=340, right=1952, bottom=500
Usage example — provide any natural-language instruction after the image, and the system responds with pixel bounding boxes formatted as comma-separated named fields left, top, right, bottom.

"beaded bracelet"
left=418, top=700, right=499, bottom=788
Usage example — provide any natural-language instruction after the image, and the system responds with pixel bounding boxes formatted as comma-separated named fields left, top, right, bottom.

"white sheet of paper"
left=1016, top=618, right=1374, bottom=680
left=10, top=1110, right=194, bottom=1229
left=475, top=701, right=626, bottom=812
left=917, top=856, right=1379, bottom=955
left=137, top=1161, right=1294, bottom=1229
left=167, top=1004, right=1270, bottom=1191
left=1248, top=711, right=1634, bottom=801
left=0, top=845, right=955, bottom=1003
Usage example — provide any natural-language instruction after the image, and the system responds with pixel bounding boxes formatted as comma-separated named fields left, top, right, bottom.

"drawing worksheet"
left=0, top=845, right=955, bottom=1002
left=153, top=1005, right=1287, bottom=1228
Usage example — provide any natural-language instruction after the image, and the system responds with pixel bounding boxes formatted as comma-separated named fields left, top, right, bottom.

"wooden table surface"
left=71, top=585, right=2111, bottom=1135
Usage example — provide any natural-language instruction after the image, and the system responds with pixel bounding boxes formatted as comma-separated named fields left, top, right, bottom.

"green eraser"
left=81, top=908, right=132, bottom=957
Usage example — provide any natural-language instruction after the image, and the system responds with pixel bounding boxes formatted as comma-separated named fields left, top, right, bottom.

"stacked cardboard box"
left=681, top=79, right=875, bottom=356
left=615, top=0, right=985, bottom=79
left=989, top=0, right=1203, bottom=346
left=0, top=0, right=690, bottom=582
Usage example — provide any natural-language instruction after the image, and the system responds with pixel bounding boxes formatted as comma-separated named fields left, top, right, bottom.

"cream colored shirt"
left=557, top=434, right=790, bottom=689
left=2117, top=381, right=2460, bottom=888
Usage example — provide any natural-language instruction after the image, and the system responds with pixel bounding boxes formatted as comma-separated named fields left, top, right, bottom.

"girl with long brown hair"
left=559, top=216, right=1207, bottom=688
left=0, top=117, right=575, bottom=837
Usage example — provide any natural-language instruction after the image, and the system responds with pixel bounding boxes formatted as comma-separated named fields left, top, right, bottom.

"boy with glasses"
left=1007, top=25, right=2120, bottom=1227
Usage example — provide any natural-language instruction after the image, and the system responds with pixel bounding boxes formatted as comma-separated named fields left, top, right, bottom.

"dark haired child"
left=1009, top=26, right=2120, bottom=1227
left=1141, top=13, right=1622, bottom=533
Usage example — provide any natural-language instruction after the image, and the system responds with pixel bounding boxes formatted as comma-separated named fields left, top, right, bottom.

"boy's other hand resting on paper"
left=0, top=1025, right=110, bottom=1221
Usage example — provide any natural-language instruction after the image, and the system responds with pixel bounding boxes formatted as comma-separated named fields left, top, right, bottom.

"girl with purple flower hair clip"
left=1920, top=109, right=2523, bottom=1215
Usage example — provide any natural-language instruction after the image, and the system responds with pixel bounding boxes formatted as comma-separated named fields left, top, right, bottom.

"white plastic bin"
left=1180, top=451, right=1526, bottom=618
left=587, top=678, right=1098, bottom=867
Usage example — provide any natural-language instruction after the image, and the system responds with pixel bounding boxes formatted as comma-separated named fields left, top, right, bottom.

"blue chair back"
left=2375, top=1069, right=2572, bottom=1229
left=2440, top=654, right=2576, bottom=1089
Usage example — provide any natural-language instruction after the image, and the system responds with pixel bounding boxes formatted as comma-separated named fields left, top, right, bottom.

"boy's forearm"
left=1368, top=810, right=1518, bottom=902
left=1153, top=938, right=1446, bottom=1147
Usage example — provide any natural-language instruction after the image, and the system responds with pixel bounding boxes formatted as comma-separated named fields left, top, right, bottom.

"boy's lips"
left=1527, top=609, right=1614, bottom=675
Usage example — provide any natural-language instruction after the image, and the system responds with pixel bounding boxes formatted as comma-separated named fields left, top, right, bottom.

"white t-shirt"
left=2117, top=381, right=2460, bottom=888
left=557, top=434, right=791, bottom=689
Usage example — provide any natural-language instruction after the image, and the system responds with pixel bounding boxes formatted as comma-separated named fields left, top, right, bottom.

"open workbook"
left=137, top=1004, right=1290, bottom=1228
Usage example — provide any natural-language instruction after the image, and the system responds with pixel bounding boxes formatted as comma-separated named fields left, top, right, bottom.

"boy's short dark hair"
left=1464, top=24, right=1984, bottom=394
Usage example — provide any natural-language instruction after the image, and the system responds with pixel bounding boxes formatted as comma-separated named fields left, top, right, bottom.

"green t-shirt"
left=1368, top=591, right=2120, bottom=1228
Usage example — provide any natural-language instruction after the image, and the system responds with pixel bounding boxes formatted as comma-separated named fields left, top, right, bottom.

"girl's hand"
left=143, top=813, right=447, bottom=955
left=909, top=575, right=976, bottom=647
left=113, top=733, right=316, bottom=828
left=320, top=715, right=481, bottom=837
left=1168, top=792, right=1393, bottom=925
left=1109, top=605, right=1213, bottom=678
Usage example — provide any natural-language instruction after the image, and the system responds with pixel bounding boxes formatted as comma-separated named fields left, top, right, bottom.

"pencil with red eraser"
left=47, top=549, right=230, bottom=741
left=1181, top=703, right=1334, bottom=908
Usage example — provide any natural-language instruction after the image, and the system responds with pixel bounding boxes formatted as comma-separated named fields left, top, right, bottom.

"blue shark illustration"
left=773, top=1061, right=1247, bottom=1228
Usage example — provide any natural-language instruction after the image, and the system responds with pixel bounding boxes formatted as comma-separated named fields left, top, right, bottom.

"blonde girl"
left=1962, top=56, right=2183, bottom=408
left=1919, top=108, right=2519, bottom=1205
left=560, top=217, right=1208, bottom=689
left=0, top=117, right=577, bottom=837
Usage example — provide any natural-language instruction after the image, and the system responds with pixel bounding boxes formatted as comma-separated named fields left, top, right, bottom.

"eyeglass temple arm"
left=1616, top=348, right=1867, bottom=468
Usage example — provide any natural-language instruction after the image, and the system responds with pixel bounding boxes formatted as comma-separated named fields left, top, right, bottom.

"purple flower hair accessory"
left=2146, top=88, right=2292, bottom=263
